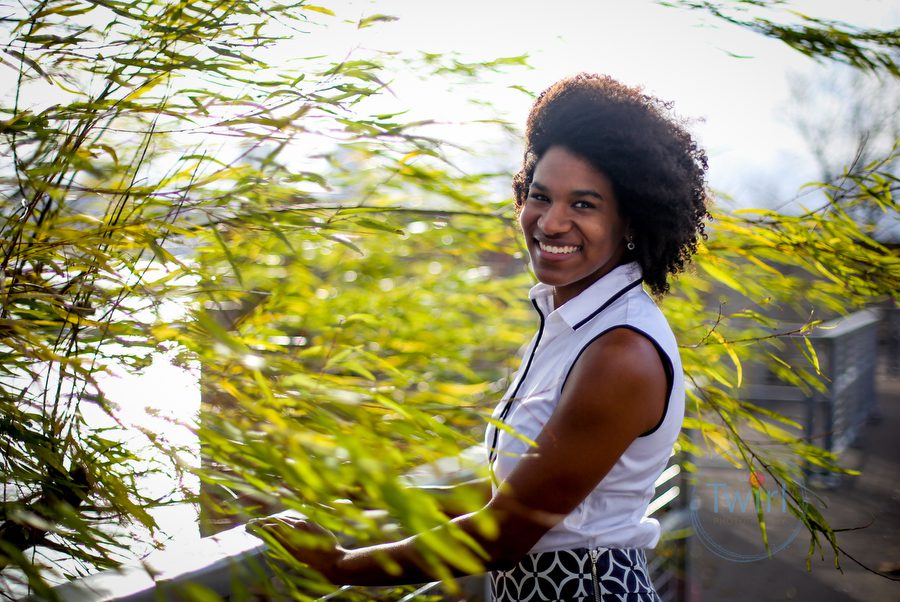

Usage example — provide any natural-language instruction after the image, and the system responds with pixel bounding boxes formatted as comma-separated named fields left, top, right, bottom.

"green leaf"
left=4, top=49, right=48, bottom=78
left=304, top=5, right=336, bottom=16
left=358, top=14, right=399, bottom=29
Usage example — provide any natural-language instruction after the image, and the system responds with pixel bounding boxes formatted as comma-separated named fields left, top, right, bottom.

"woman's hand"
left=247, top=515, right=346, bottom=583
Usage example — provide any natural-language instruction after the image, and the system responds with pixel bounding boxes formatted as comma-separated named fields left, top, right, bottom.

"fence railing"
left=739, top=308, right=881, bottom=484
left=31, top=518, right=271, bottom=601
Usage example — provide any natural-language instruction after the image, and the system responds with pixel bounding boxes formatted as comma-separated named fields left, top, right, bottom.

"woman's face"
left=519, top=146, right=629, bottom=306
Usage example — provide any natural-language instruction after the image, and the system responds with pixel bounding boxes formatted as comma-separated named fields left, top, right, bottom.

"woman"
left=250, top=73, right=709, bottom=601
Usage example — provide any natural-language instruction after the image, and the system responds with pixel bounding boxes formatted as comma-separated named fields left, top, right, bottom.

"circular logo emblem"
left=690, top=470, right=807, bottom=562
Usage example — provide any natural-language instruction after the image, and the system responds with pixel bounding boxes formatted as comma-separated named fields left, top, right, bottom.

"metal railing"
left=32, top=519, right=272, bottom=601
left=739, top=308, right=881, bottom=487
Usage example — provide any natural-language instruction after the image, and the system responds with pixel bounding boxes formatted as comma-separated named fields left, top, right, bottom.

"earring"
left=626, top=236, right=636, bottom=251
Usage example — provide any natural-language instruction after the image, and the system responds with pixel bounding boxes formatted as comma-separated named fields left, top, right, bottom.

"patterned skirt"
left=490, top=547, right=660, bottom=602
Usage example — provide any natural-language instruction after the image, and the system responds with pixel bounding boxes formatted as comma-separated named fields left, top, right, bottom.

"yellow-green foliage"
left=1, top=0, right=897, bottom=600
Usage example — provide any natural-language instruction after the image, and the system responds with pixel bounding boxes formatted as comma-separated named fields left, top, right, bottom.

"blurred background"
left=1, top=0, right=897, bottom=600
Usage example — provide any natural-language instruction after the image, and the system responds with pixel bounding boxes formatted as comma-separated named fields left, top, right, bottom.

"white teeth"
left=539, top=241, right=579, bottom=254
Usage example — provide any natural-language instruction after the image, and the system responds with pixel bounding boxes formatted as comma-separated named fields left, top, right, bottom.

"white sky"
left=3, top=0, right=896, bottom=209
left=309, top=0, right=899, bottom=209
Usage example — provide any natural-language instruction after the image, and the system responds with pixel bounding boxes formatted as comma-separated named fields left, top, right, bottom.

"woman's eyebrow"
left=572, top=189, right=604, bottom=200
left=530, top=181, right=605, bottom=200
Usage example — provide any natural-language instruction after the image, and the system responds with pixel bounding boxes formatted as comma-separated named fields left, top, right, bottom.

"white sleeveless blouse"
left=485, top=262, right=684, bottom=553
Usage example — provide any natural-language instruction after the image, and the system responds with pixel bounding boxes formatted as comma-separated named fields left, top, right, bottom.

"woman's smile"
left=520, top=146, right=629, bottom=306
left=536, top=240, right=582, bottom=257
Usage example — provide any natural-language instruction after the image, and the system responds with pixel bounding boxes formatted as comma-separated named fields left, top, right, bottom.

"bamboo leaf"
left=4, top=49, right=48, bottom=78
left=358, top=14, right=399, bottom=29
left=304, top=5, right=336, bottom=16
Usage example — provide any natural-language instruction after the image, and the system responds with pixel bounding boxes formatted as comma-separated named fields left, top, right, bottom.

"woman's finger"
left=247, top=516, right=338, bottom=551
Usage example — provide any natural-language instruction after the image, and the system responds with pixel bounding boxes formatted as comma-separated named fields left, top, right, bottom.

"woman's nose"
left=538, top=202, right=571, bottom=234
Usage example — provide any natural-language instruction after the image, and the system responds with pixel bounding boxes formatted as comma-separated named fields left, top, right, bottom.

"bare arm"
left=252, top=328, right=667, bottom=586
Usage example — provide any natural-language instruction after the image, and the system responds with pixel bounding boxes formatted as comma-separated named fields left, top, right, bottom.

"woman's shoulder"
left=562, top=327, right=669, bottom=435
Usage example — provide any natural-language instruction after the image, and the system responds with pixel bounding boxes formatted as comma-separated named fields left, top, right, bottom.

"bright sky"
left=309, top=0, right=899, bottom=210
left=3, top=0, right=896, bottom=210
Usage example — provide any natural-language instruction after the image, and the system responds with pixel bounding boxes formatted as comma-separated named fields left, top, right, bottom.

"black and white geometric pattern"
left=490, top=547, right=661, bottom=601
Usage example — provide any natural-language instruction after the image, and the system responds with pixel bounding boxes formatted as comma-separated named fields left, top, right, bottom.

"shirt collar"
left=528, top=262, right=644, bottom=329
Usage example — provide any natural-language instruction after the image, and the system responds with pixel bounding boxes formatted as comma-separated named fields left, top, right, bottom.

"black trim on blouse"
left=488, top=298, right=545, bottom=464
left=560, top=324, right=675, bottom=437
left=571, top=278, right=643, bottom=331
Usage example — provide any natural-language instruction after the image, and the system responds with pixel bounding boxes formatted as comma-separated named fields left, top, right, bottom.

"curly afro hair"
left=513, top=73, right=710, bottom=297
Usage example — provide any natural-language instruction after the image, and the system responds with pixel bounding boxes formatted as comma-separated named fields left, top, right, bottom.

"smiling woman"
left=513, top=74, right=710, bottom=298
left=520, top=147, right=629, bottom=306
left=250, top=74, right=710, bottom=602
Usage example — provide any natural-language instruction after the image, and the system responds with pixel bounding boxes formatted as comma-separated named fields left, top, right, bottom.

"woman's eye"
left=573, top=200, right=596, bottom=209
left=528, top=193, right=549, bottom=202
